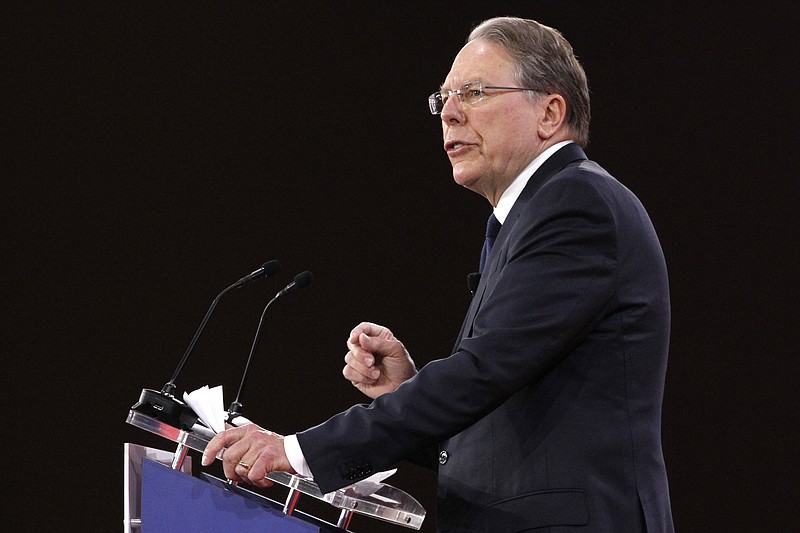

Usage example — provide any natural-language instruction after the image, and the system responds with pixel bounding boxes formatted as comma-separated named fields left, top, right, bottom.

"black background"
left=3, top=2, right=798, bottom=531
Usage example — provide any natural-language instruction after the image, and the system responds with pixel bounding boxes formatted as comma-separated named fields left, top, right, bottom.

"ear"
left=537, top=94, right=567, bottom=140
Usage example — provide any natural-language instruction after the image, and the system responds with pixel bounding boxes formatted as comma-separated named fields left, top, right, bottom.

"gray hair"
left=469, top=17, right=591, bottom=147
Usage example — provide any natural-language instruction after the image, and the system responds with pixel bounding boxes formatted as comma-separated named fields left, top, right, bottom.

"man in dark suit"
left=204, top=16, right=674, bottom=532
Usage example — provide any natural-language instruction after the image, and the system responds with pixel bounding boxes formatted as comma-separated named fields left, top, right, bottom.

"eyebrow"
left=439, top=80, right=477, bottom=91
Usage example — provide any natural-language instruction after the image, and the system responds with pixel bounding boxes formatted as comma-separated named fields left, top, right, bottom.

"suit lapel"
left=453, top=144, right=588, bottom=350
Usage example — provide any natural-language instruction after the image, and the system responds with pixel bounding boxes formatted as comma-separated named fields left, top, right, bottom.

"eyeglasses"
left=428, top=81, right=542, bottom=115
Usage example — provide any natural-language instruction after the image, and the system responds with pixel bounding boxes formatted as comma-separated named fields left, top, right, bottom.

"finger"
left=202, top=433, right=229, bottom=466
left=346, top=328, right=372, bottom=351
left=249, top=474, right=274, bottom=489
left=221, top=439, right=259, bottom=481
left=241, top=432, right=285, bottom=487
left=202, top=425, right=248, bottom=466
left=358, top=332, right=373, bottom=352
left=222, top=457, right=241, bottom=482
left=348, top=334, right=387, bottom=366
left=359, top=332, right=404, bottom=360
left=343, top=361, right=379, bottom=384
left=348, top=322, right=388, bottom=344
left=343, top=361, right=379, bottom=385
left=234, top=458, right=253, bottom=480
left=249, top=464, right=276, bottom=488
left=348, top=322, right=373, bottom=343
left=247, top=455, right=276, bottom=488
left=345, top=348, right=376, bottom=373
left=344, top=351, right=380, bottom=382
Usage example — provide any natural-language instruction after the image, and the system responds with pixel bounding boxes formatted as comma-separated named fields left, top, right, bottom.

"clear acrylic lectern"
left=126, top=409, right=426, bottom=530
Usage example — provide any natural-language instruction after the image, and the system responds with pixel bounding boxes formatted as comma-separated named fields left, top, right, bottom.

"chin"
left=452, top=167, right=482, bottom=192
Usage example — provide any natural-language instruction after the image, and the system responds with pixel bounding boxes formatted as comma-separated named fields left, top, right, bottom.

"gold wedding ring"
left=237, top=461, right=251, bottom=470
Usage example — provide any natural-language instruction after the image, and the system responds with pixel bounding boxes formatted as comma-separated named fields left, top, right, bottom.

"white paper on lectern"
left=183, top=385, right=225, bottom=433
left=182, top=385, right=396, bottom=486
left=360, top=468, right=396, bottom=485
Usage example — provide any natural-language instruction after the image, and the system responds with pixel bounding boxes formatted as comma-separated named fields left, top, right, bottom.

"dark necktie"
left=479, top=213, right=502, bottom=273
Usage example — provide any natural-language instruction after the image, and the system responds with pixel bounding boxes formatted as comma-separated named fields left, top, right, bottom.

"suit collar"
left=510, top=143, right=587, bottom=217
left=480, top=142, right=588, bottom=276
left=494, top=143, right=587, bottom=248
left=494, top=141, right=575, bottom=224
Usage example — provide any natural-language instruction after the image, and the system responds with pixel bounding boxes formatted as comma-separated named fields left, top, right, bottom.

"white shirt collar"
left=493, top=140, right=573, bottom=224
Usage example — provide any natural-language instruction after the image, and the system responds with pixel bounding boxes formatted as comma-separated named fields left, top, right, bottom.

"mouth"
left=445, top=140, right=474, bottom=155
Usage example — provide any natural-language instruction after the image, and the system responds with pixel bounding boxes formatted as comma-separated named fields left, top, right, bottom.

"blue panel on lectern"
left=142, top=458, right=319, bottom=532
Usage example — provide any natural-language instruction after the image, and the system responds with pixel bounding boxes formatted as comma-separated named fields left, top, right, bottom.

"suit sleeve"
left=298, top=170, right=620, bottom=493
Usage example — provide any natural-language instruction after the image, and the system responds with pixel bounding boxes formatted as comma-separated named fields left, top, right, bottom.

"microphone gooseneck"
left=227, top=271, right=314, bottom=423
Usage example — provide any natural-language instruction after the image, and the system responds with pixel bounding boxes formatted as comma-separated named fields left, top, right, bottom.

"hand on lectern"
left=202, top=424, right=294, bottom=488
left=343, top=322, right=417, bottom=399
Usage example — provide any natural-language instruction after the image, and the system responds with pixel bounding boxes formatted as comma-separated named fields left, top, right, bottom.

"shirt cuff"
left=284, top=434, right=313, bottom=478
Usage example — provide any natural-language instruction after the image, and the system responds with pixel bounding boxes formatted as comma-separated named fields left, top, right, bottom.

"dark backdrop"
left=3, top=2, right=798, bottom=531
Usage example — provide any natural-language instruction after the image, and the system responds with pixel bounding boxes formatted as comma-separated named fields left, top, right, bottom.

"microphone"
left=226, top=271, right=314, bottom=423
left=131, top=260, right=281, bottom=429
left=467, top=272, right=481, bottom=296
left=275, top=270, right=314, bottom=299
left=233, top=260, right=282, bottom=289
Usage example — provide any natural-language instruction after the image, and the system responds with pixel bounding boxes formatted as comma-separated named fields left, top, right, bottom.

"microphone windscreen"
left=293, top=271, right=314, bottom=289
left=261, top=260, right=281, bottom=277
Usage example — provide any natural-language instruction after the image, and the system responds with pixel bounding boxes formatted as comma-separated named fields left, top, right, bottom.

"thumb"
left=359, top=332, right=374, bottom=351
left=360, top=332, right=403, bottom=358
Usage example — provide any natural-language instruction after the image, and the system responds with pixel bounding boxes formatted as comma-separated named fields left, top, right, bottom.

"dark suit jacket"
left=298, top=144, right=674, bottom=532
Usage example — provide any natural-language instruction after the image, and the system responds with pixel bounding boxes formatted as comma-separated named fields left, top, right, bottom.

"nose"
left=440, top=93, right=465, bottom=125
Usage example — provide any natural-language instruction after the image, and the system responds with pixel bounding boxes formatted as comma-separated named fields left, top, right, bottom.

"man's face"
left=441, top=40, right=547, bottom=205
